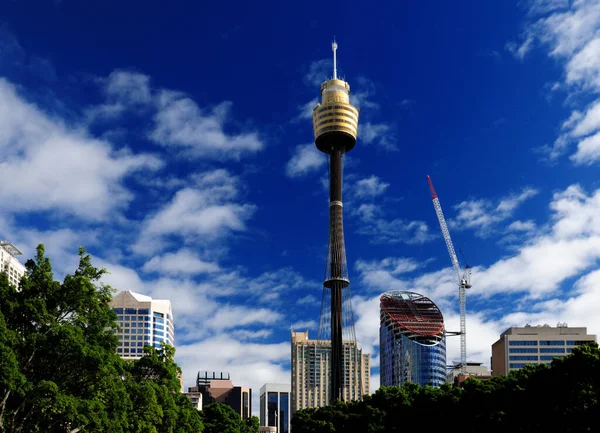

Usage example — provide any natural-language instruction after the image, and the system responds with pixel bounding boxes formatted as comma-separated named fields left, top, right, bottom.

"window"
left=138, top=309, right=149, bottom=314
left=540, top=355, right=564, bottom=361
left=509, top=340, right=537, bottom=346
left=509, top=363, right=529, bottom=369
left=540, top=348, right=565, bottom=353
left=509, top=355, right=538, bottom=361
left=539, top=340, right=564, bottom=346
left=509, top=348, right=538, bottom=353
left=125, top=308, right=136, bottom=314
left=113, top=308, right=124, bottom=314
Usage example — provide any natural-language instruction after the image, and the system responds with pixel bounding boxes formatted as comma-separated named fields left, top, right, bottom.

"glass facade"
left=380, top=325, right=446, bottom=387
left=260, top=386, right=290, bottom=433
left=280, top=392, right=289, bottom=433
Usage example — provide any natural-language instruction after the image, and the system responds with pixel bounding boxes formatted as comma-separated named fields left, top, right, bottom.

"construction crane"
left=427, top=175, right=471, bottom=375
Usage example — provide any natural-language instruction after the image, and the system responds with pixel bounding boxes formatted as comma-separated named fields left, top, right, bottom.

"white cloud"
left=286, top=143, right=325, bottom=178
left=134, top=169, right=255, bottom=255
left=0, top=78, right=161, bottom=220
left=304, top=59, right=332, bottom=87
left=353, top=176, right=390, bottom=199
left=104, top=70, right=152, bottom=105
left=571, top=131, right=600, bottom=164
left=355, top=204, right=436, bottom=245
left=452, top=187, right=538, bottom=236
left=507, top=219, right=537, bottom=232
left=510, top=0, right=600, bottom=163
left=150, top=93, right=263, bottom=159
left=359, top=122, right=397, bottom=150
left=295, top=98, right=319, bottom=121
left=142, top=248, right=220, bottom=275
left=176, top=336, right=290, bottom=415
left=291, top=319, right=318, bottom=331
left=296, top=295, right=318, bottom=305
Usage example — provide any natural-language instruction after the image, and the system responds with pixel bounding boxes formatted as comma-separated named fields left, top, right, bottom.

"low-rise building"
left=491, top=324, right=597, bottom=376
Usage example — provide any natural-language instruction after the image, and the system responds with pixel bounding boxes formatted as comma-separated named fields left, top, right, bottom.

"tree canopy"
left=0, top=245, right=206, bottom=433
left=292, top=342, right=600, bottom=433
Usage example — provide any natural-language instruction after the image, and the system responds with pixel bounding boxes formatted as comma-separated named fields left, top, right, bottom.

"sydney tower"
left=313, top=42, right=359, bottom=403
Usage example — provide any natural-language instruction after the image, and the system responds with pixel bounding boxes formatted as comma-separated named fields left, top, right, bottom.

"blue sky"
left=2, top=0, right=600, bottom=412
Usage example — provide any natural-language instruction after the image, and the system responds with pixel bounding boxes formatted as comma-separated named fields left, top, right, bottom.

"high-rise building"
left=491, top=324, right=597, bottom=376
left=291, top=330, right=369, bottom=415
left=190, top=371, right=251, bottom=418
left=0, top=240, right=26, bottom=288
left=259, top=383, right=290, bottom=433
left=311, top=41, right=365, bottom=404
left=109, top=290, right=174, bottom=359
left=379, top=291, right=447, bottom=387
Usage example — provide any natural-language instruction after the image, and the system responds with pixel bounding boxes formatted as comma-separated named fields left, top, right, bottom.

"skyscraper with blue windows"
left=109, top=290, right=175, bottom=359
left=380, top=291, right=446, bottom=387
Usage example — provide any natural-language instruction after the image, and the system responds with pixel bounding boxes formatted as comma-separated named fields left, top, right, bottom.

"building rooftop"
left=380, top=291, right=444, bottom=337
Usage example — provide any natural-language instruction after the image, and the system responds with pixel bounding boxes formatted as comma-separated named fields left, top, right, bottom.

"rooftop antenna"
left=332, top=39, right=338, bottom=79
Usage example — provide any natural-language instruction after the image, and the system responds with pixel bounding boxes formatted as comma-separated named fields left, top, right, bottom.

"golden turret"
left=312, top=42, right=360, bottom=154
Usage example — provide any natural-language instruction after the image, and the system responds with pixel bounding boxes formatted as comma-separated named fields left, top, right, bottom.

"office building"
left=0, top=240, right=26, bottom=288
left=191, top=371, right=251, bottom=418
left=259, top=383, right=290, bottom=433
left=291, top=330, right=370, bottom=415
left=379, top=291, right=447, bottom=387
left=491, top=324, right=597, bottom=376
left=109, top=290, right=174, bottom=359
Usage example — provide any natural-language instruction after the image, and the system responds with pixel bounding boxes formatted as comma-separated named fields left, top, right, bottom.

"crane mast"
left=427, top=175, right=470, bottom=375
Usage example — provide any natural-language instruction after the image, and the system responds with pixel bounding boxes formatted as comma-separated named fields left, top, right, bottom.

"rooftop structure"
left=190, top=372, right=251, bottom=418
left=0, top=240, right=26, bottom=288
left=380, top=291, right=447, bottom=387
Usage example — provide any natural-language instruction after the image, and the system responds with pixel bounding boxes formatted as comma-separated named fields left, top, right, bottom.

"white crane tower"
left=427, top=175, right=471, bottom=375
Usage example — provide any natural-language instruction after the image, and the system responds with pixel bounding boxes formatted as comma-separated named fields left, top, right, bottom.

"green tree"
left=201, top=403, right=242, bottom=433
left=0, top=245, right=204, bottom=433
left=0, top=245, right=129, bottom=433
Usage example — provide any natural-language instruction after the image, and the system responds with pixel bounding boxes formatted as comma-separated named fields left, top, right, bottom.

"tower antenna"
left=332, top=40, right=338, bottom=80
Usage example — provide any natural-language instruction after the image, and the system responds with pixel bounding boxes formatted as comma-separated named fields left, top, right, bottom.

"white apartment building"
left=291, top=330, right=370, bottom=416
left=0, top=241, right=26, bottom=288
left=109, top=290, right=174, bottom=359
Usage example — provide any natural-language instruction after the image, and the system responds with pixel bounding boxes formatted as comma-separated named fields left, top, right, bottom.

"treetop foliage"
left=0, top=244, right=259, bottom=433
left=292, top=342, right=600, bottom=433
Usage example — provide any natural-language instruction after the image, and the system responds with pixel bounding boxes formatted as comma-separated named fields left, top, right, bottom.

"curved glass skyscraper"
left=379, top=291, right=446, bottom=387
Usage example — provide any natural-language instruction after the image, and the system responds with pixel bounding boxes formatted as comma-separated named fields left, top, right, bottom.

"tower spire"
left=332, top=40, right=338, bottom=80
left=312, top=41, right=360, bottom=403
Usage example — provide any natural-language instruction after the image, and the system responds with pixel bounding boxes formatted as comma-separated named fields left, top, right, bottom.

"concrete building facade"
left=491, top=324, right=597, bottom=376
left=290, top=331, right=370, bottom=415
left=191, top=371, right=251, bottom=419
left=109, top=290, right=174, bottom=359
left=0, top=241, right=26, bottom=288
left=259, top=383, right=290, bottom=433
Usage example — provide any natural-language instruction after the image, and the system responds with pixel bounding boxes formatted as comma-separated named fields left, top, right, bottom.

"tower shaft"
left=328, top=149, right=346, bottom=402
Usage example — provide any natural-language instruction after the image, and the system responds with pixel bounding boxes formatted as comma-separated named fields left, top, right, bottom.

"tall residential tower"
left=313, top=42, right=361, bottom=404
